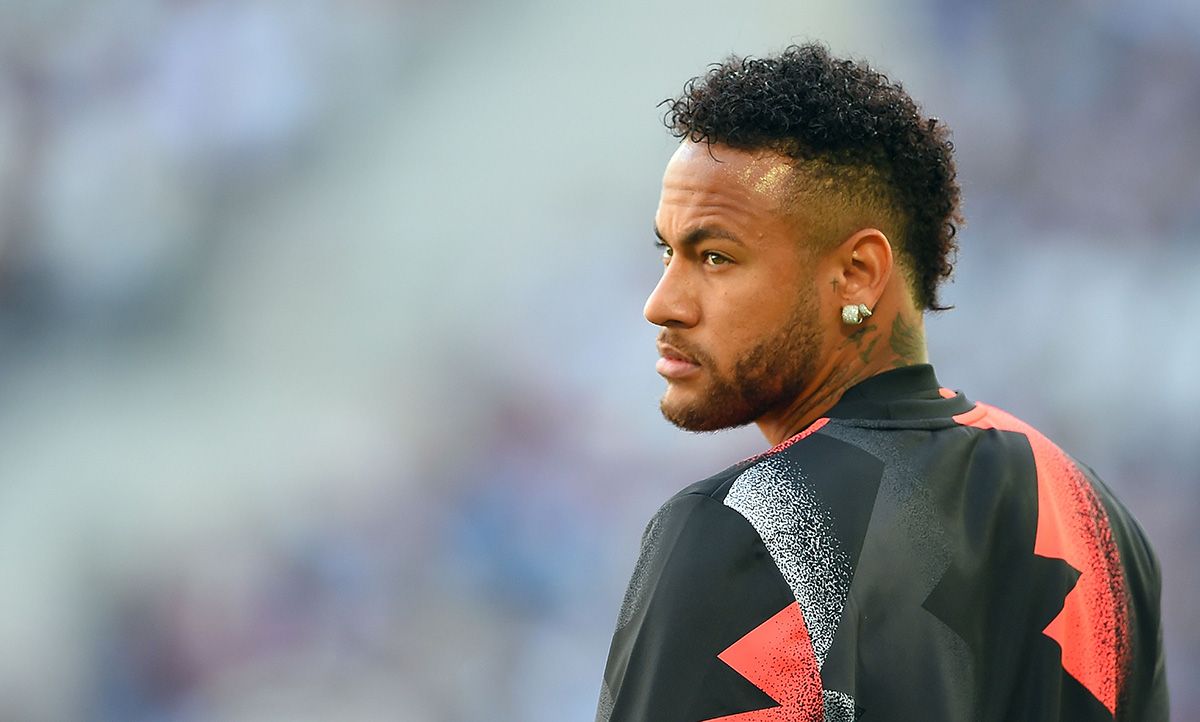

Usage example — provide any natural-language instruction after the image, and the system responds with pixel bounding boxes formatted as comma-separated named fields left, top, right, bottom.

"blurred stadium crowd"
left=0, top=0, right=1196, bottom=720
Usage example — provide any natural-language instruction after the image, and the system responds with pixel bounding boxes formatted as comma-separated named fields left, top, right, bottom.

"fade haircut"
left=662, top=43, right=962, bottom=311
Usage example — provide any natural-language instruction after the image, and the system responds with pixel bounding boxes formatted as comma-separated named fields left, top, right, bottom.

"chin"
left=659, top=388, right=756, bottom=433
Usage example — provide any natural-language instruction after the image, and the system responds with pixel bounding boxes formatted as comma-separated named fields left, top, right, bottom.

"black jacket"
left=597, top=365, right=1167, bottom=722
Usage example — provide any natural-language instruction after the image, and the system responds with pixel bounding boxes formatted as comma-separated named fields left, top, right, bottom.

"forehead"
left=657, top=142, right=797, bottom=230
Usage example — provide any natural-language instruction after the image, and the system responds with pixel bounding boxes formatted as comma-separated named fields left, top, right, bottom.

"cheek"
left=705, top=289, right=796, bottom=359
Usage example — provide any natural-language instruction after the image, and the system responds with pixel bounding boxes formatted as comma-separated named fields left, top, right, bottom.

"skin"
left=646, top=141, right=929, bottom=446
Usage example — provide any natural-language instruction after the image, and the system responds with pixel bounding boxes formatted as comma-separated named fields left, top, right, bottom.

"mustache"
left=657, top=332, right=714, bottom=367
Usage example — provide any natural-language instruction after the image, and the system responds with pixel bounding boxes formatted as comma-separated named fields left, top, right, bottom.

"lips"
left=656, top=342, right=702, bottom=380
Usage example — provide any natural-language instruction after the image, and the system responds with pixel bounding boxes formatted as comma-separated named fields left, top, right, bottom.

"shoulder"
left=636, top=436, right=876, bottom=583
left=671, top=424, right=890, bottom=506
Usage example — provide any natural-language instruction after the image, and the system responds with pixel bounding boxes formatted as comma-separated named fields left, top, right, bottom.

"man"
left=596, top=44, right=1167, bottom=722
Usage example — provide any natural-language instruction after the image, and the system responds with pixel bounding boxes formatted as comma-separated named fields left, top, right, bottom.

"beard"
left=659, top=292, right=823, bottom=432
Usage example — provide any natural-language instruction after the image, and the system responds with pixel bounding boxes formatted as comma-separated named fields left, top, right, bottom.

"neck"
left=754, top=308, right=927, bottom=446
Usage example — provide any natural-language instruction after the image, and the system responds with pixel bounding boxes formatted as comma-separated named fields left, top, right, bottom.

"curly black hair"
left=662, top=44, right=962, bottom=311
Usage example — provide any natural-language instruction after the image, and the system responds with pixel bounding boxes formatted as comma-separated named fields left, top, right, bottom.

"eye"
left=655, top=241, right=673, bottom=263
left=703, top=251, right=730, bottom=266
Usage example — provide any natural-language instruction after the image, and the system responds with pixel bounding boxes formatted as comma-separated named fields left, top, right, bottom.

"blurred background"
left=0, top=0, right=1195, bottom=720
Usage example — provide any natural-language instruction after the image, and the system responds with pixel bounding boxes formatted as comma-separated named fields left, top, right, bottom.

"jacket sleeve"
left=595, top=491, right=809, bottom=722
left=1111, top=501, right=1170, bottom=721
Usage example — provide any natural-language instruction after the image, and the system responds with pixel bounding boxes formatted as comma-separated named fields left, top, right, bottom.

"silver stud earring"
left=841, top=303, right=873, bottom=326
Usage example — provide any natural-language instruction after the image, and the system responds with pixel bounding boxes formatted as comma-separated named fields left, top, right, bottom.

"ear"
left=827, top=228, right=893, bottom=310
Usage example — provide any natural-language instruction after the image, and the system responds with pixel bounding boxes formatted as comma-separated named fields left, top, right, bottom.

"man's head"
left=647, top=44, right=961, bottom=433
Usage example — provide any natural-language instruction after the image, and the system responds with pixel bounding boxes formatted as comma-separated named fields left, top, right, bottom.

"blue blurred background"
left=0, top=1, right=1196, bottom=720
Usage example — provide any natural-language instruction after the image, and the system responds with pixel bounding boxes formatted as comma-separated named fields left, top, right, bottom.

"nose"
left=644, top=263, right=699, bottom=328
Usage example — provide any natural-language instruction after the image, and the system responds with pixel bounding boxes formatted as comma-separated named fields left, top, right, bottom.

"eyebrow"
left=653, top=224, right=746, bottom=248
